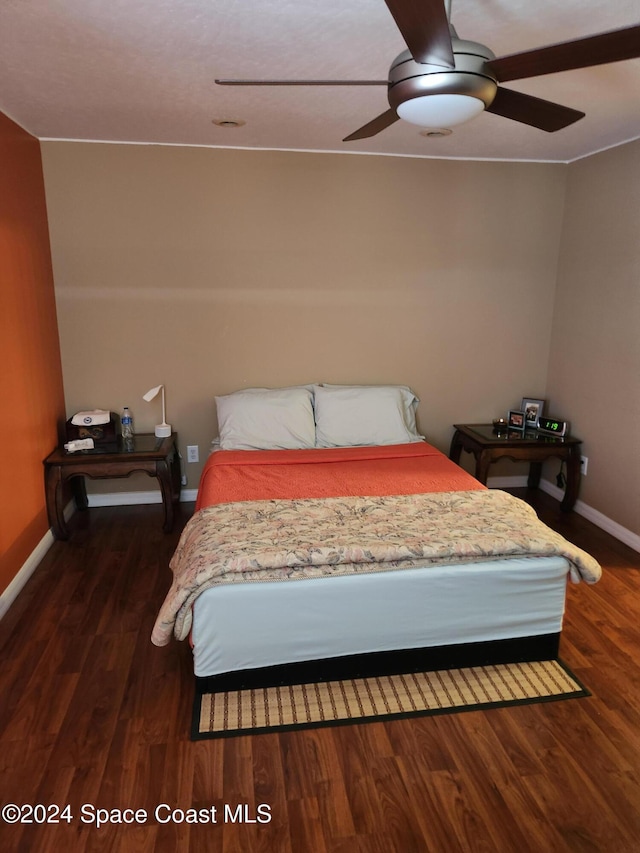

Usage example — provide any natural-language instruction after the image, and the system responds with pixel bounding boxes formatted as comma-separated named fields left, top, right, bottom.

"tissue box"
left=65, top=412, right=121, bottom=450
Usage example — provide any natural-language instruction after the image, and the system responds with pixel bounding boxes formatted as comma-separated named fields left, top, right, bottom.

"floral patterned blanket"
left=151, top=489, right=602, bottom=646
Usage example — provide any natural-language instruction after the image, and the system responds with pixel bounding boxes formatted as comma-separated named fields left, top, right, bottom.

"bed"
left=151, top=384, right=601, bottom=693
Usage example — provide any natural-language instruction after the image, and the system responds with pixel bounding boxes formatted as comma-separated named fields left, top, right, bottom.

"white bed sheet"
left=191, top=556, right=570, bottom=678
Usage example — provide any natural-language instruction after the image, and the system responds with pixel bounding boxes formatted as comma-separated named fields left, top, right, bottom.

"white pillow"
left=314, top=384, right=424, bottom=447
left=215, top=387, right=316, bottom=450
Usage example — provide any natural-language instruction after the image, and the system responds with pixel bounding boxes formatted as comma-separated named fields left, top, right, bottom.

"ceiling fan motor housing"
left=388, top=38, right=498, bottom=125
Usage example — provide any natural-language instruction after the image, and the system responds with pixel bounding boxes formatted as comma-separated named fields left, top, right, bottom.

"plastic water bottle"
left=121, top=407, right=134, bottom=441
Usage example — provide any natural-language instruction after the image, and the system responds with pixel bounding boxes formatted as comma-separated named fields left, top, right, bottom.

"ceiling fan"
left=215, top=0, right=640, bottom=141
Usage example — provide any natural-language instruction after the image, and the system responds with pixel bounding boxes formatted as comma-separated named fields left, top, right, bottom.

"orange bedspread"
left=196, top=442, right=484, bottom=510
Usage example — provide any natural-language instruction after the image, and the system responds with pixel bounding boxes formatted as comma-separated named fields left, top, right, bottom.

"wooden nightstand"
left=44, top=433, right=181, bottom=539
left=449, top=423, right=582, bottom=512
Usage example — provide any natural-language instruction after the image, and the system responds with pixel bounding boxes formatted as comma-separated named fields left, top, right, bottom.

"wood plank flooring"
left=1, top=490, right=640, bottom=852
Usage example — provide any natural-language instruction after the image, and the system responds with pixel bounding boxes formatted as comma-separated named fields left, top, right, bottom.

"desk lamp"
left=143, top=384, right=172, bottom=438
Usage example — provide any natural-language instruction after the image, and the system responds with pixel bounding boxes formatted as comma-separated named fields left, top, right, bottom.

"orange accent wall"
left=0, top=112, right=65, bottom=595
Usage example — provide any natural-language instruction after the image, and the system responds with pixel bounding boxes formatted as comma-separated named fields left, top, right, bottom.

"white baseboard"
left=4, top=476, right=636, bottom=623
left=487, top=475, right=529, bottom=489
left=0, top=489, right=198, bottom=622
left=87, top=488, right=198, bottom=506
left=489, top=475, right=639, bottom=553
left=539, top=479, right=640, bottom=553
left=0, top=528, right=55, bottom=622
left=0, top=501, right=76, bottom=622
left=87, top=478, right=638, bottom=553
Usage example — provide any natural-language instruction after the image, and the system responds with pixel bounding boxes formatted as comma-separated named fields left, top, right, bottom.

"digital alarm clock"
left=537, top=416, right=569, bottom=437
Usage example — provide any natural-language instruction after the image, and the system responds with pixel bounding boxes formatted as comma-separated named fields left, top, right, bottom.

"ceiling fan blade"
left=489, top=23, right=640, bottom=83
left=215, top=79, right=387, bottom=86
left=486, top=87, right=585, bottom=132
left=343, top=109, right=400, bottom=141
left=383, top=0, right=454, bottom=66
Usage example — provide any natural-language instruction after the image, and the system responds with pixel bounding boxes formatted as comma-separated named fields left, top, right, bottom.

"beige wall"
left=546, top=139, right=640, bottom=536
left=41, top=142, right=566, bottom=492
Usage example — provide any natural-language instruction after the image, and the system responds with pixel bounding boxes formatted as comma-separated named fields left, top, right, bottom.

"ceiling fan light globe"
left=388, top=42, right=497, bottom=130
left=397, top=93, right=485, bottom=127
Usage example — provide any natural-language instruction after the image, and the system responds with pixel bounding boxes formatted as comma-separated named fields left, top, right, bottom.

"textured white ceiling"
left=1, top=0, right=639, bottom=162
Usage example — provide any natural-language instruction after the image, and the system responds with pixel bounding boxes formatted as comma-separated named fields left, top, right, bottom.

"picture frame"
left=521, top=397, right=545, bottom=427
left=508, top=410, right=526, bottom=430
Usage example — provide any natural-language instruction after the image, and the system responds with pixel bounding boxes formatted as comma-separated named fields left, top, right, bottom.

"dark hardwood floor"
left=1, top=490, right=640, bottom=852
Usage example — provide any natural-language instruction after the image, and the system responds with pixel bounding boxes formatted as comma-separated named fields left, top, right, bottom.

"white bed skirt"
left=192, top=556, right=570, bottom=679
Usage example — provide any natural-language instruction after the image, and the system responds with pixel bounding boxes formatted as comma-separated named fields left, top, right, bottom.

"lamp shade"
left=143, top=384, right=171, bottom=438
left=396, top=93, right=485, bottom=127
left=387, top=43, right=498, bottom=131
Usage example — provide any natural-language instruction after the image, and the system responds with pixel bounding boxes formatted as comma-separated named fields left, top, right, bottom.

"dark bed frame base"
left=195, top=632, right=561, bottom=694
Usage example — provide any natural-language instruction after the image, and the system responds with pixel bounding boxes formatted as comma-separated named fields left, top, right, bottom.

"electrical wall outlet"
left=187, top=445, right=199, bottom=463
left=580, top=455, right=588, bottom=476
